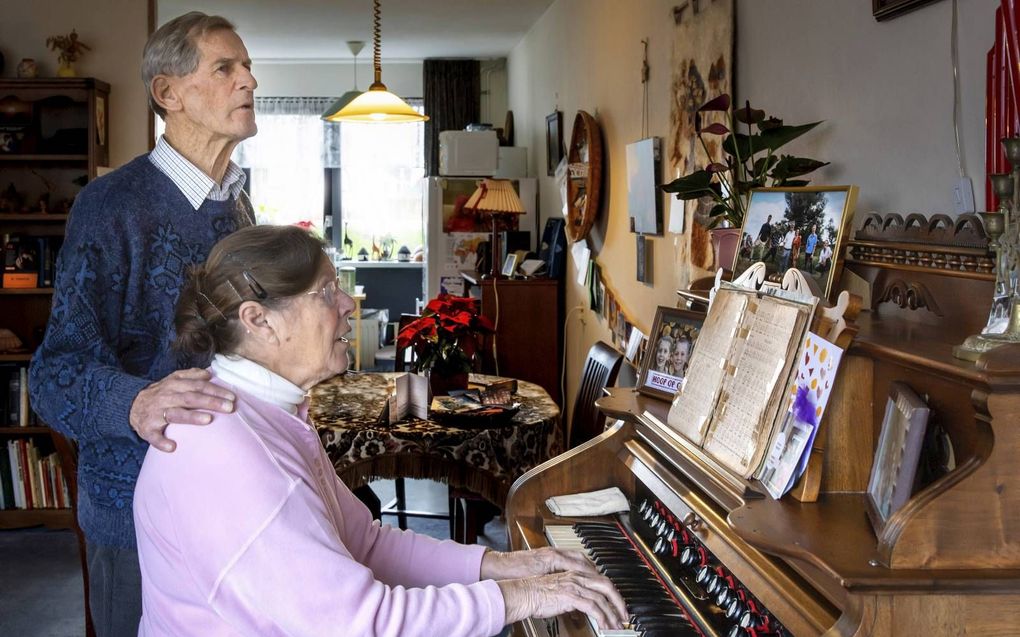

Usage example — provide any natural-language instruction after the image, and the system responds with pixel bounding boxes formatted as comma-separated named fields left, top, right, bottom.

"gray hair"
left=142, top=12, right=235, bottom=118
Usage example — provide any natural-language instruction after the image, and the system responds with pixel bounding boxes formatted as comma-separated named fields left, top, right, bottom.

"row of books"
left=1, top=438, right=69, bottom=510
left=3, top=366, right=36, bottom=427
left=2, top=234, right=63, bottom=289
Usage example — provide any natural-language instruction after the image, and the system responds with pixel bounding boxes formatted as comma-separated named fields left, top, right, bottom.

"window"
left=337, top=101, right=425, bottom=259
left=228, top=97, right=426, bottom=258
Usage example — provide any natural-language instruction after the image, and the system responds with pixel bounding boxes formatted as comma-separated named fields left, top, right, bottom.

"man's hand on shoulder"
left=129, top=368, right=236, bottom=452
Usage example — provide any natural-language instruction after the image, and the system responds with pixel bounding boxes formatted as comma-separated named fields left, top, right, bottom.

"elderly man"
left=29, top=12, right=256, bottom=636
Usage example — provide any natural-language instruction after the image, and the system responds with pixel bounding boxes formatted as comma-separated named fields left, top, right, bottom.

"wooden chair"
left=50, top=431, right=96, bottom=637
left=568, top=340, right=624, bottom=449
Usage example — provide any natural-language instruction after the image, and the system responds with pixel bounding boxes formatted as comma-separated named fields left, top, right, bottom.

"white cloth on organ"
left=545, top=487, right=629, bottom=517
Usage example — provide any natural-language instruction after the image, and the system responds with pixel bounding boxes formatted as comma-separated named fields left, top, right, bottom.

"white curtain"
left=234, top=97, right=340, bottom=227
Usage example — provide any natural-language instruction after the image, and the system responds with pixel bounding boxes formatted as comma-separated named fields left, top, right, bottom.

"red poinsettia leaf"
left=476, top=315, right=495, bottom=331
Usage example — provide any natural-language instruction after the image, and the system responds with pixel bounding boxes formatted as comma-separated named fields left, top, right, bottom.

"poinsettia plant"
left=397, top=294, right=495, bottom=376
left=662, top=94, right=829, bottom=228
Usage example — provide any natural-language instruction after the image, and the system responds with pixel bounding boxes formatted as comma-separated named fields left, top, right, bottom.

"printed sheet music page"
left=667, top=288, right=748, bottom=445
left=703, top=295, right=808, bottom=477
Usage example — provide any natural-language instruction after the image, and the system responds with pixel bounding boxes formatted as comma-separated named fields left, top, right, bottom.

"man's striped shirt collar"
left=149, top=135, right=246, bottom=210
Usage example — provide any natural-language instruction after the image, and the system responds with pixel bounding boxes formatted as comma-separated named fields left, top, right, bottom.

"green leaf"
left=661, top=170, right=722, bottom=200
left=770, top=155, right=830, bottom=180
left=758, top=116, right=783, bottom=131
left=753, top=156, right=778, bottom=175
left=708, top=203, right=731, bottom=217
left=699, top=94, right=731, bottom=112
left=722, top=133, right=761, bottom=161
left=758, top=122, right=823, bottom=152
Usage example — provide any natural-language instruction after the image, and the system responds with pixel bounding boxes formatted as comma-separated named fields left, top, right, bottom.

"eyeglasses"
left=306, top=277, right=344, bottom=309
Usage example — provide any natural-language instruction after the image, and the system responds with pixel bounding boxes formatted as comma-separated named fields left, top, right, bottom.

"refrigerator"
left=423, top=176, right=538, bottom=301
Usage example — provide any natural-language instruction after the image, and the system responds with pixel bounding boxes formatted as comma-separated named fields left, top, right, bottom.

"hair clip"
left=197, top=291, right=228, bottom=321
left=242, top=270, right=268, bottom=300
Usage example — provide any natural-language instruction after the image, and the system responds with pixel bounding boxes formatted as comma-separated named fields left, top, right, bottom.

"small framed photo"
left=637, top=306, right=705, bottom=401
left=733, top=185, right=858, bottom=300
left=866, top=382, right=930, bottom=534
left=501, top=253, right=519, bottom=277
left=546, top=111, right=563, bottom=177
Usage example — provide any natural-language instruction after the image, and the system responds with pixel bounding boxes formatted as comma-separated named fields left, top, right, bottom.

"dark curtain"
left=423, top=59, right=480, bottom=176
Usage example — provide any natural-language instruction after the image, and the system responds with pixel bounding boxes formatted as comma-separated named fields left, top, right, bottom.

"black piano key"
left=642, top=628, right=700, bottom=637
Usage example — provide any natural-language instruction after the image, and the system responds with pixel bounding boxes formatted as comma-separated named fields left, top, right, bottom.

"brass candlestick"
left=954, top=138, right=1020, bottom=360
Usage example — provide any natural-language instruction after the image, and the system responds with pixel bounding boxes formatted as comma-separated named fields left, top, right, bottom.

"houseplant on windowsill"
left=661, top=94, right=829, bottom=269
left=397, top=294, right=494, bottom=395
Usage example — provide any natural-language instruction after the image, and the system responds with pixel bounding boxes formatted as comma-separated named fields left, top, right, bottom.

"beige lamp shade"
left=465, top=179, right=525, bottom=215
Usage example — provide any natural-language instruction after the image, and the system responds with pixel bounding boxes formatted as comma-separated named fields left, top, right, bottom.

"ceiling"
left=158, top=0, right=555, bottom=61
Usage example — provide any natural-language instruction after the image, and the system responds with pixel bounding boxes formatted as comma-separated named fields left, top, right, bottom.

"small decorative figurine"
left=16, top=58, right=37, bottom=79
left=46, top=29, right=91, bottom=77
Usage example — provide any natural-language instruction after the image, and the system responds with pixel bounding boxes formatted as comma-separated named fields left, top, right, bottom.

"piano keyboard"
left=544, top=490, right=791, bottom=637
left=546, top=523, right=703, bottom=637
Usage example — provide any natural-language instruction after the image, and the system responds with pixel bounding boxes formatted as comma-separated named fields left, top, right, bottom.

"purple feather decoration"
left=792, top=385, right=817, bottom=426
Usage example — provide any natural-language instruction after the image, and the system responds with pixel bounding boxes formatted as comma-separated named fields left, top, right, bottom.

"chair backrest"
left=394, top=313, right=420, bottom=372
left=569, top=340, right=624, bottom=449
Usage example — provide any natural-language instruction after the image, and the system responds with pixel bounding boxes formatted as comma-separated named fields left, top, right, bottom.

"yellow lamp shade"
left=325, top=86, right=428, bottom=123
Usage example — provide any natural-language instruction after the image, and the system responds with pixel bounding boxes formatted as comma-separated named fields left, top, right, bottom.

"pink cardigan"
left=134, top=382, right=505, bottom=636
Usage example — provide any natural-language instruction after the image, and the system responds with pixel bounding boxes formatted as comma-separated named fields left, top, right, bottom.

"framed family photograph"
left=637, top=306, right=705, bottom=401
left=546, top=111, right=563, bottom=177
left=733, top=185, right=858, bottom=300
left=866, top=382, right=931, bottom=535
left=500, top=253, right=519, bottom=277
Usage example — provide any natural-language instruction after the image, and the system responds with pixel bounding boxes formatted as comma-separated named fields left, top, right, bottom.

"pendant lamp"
left=324, top=0, right=428, bottom=123
left=321, top=40, right=365, bottom=121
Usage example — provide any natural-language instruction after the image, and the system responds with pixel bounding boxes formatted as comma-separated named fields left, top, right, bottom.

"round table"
left=309, top=372, right=562, bottom=508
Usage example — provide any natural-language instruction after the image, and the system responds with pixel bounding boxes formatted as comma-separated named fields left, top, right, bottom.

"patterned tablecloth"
left=309, top=373, right=562, bottom=507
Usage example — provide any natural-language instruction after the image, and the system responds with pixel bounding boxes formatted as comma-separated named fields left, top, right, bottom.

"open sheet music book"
left=667, top=285, right=816, bottom=479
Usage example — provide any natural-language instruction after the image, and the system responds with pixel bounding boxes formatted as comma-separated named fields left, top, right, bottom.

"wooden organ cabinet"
left=506, top=214, right=1020, bottom=636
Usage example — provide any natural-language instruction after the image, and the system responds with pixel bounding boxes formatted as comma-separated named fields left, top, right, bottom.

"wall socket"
left=953, top=176, right=975, bottom=214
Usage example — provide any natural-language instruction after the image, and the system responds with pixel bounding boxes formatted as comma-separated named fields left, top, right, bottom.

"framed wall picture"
left=637, top=306, right=705, bottom=401
left=866, top=382, right=931, bottom=534
left=546, top=111, right=563, bottom=177
left=501, top=253, right=519, bottom=277
left=733, top=185, right=858, bottom=300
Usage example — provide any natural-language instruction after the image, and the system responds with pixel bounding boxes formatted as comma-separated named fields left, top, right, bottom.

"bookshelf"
left=0, top=77, right=110, bottom=528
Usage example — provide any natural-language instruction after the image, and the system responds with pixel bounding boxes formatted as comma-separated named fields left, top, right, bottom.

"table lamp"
left=465, top=178, right=525, bottom=278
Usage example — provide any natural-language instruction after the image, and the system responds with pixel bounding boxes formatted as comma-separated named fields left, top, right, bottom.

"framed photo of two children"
left=637, top=306, right=705, bottom=401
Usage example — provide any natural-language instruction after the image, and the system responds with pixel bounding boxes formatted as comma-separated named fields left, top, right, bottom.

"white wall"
left=737, top=1, right=996, bottom=215
left=508, top=0, right=999, bottom=417
left=2, top=0, right=151, bottom=167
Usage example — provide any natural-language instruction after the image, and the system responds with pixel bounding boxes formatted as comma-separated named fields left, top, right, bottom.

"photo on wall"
left=734, top=186, right=858, bottom=299
left=637, top=306, right=705, bottom=401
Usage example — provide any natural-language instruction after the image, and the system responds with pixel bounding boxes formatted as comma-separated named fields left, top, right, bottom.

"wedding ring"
left=162, top=408, right=169, bottom=425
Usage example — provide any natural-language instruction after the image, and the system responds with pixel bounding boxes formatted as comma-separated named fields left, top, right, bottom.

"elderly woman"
left=133, top=225, right=626, bottom=636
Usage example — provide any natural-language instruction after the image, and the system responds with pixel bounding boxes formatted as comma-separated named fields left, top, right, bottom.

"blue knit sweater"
left=29, top=155, right=248, bottom=548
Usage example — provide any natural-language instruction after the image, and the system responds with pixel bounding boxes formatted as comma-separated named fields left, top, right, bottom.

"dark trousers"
left=86, top=542, right=143, bottom=637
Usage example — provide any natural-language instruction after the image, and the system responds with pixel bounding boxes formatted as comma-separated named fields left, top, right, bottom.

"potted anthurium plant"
left=397, top=294, right=494, bottom=394
left=662, top=94, right=829, bottom=233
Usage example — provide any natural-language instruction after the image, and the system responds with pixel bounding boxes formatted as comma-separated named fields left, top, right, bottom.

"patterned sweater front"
left=29, top=155, right=246, bottom=548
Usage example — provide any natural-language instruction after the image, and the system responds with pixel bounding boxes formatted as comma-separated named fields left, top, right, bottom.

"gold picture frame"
left=733, top=185, right=858, bottom=300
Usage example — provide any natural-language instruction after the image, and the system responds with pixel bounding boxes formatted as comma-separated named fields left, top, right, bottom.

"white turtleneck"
left=210, top=354, right=307, bottom=415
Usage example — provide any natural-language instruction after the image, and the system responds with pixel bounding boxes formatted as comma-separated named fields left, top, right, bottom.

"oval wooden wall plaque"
left=565, top=110, right=603, bottom=243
